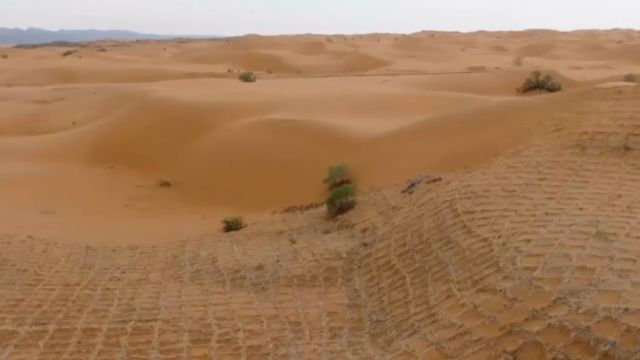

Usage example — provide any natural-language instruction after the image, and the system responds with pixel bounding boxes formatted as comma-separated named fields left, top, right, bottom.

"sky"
left=2, top=0, right=640, bottom=36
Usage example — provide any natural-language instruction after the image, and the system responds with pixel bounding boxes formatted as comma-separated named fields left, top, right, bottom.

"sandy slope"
left=0, top=30, right=640, bottom=359
left=1, top=30, right=638, bottom=244
left=1, top=85, right=640, bottom=359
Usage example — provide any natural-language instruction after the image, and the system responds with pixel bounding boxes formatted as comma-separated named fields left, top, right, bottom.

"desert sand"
left=0, top=30, right=639, bottom=359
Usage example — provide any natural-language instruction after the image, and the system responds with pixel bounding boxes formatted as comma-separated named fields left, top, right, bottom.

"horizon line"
left=2, top=26, right=640, bottom=38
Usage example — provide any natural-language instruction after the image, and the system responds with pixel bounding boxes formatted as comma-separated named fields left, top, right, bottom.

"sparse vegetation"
left=323, top=164, right=356, bottom=217
left=156, top=179, right=172, bottom=188
left=326, top=184, right=357, bottom=217
left=222, top=217, right=246, bottom=232
left=238, top=71, right=257, bottom=83
left=513, top=56, right=523, bottom=66
left=97, top=48, right=107, bottom=52
left=517, top=71, right=562, bottom=93
left=62, top=50, right=79, bottom=57
left=323, top=164, right=352, bottom=190
left=623, top=73, right=640, bottom=83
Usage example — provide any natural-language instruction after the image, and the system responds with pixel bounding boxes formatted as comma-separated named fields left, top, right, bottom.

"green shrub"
left=326, top=184, right=356, bottom=217
left=518, top=71, right=562, bottom=93
left=323, top=164, right=352, bottom=190
left=62, top=50, right=79, bottom=57
left=238, top=71, right=257, bottom=83
left=222, top=217, right=246, bottom=232
left=623, top=73, right=640, bottom=83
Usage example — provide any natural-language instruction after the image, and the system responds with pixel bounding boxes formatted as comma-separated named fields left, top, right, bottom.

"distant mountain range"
left=0, top=27, right=216, bottom=45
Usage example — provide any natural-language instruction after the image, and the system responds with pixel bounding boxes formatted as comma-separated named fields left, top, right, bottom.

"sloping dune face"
left=1, top=86, right=640, bottom=359
left=353, top=87, right=640, bottom=358
left=1, top=31, right=640, bottom=358
left=2, top=30, right=639, bottom=243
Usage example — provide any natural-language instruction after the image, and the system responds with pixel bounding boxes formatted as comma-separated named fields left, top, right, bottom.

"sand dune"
left=0, top=76, right=554, bottom=216
left=1, top=30, right=640, bottom=359
left=0, top=30, right=638, bottom=240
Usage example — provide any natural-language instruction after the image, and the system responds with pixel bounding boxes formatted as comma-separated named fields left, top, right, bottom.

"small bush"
left=62, top=50, right=79, bottom=57
left=156, top=179, right=172, bottom=188
left=1, top=54, right=7, bottom=60
left=323, top=164, right=352, bottom=190
left=623, top=73, right=640, bottom=83
left=238, top=71, right=257, bottom=83
left=518, top=71, right=562, bottom=93
left=326, top=184, right=356, bottom=217
left=97, top=48, right=107, bottom=52
left=222, top=217, right=246, bottom=232
left=513, top=57, right=523, bottom=66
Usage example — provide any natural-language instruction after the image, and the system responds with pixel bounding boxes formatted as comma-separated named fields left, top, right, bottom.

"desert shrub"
left=62, top=50, right=79, bottom=57
left=1, top=54, right=7, bottom=60
left=238, top=71, right=257, bottom=83
left=518, top=71, right=562, bottom=93
left=222, top=217, right=246, bottom=232
left=513, top=56, right=523, bottom=66
left=156, top=179, right=172, bottom=188
left=326, top=184, right=356, bottom=217
left=323, top=164, right=352, bottom=190
left=623, top=73, right=640, bottom=83
left=97, top=48, right=107, bottom=52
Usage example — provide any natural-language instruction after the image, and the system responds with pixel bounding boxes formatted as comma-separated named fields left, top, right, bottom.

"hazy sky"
left=3, top=0, right=640, bottom=36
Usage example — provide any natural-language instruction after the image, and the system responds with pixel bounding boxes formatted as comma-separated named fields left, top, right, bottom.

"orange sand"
left=1, top=30, right=637, bottom=244
left=0, top=30, right=639, bottom=359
